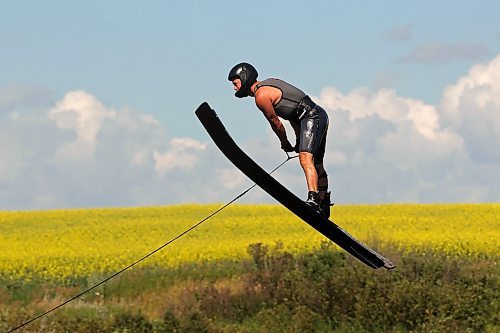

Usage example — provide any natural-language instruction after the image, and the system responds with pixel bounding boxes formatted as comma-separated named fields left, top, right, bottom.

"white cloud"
left=400, top=42, right=489, bottom=63
left=315, top=87, right=463, bottom=152
left=153, top=138, right=207, bottom=176
left=131, top=150, right=150, bottom=166
left=1, top=56, right=499, bottom=209
left=49, top=91, right=116, bottom=160
left=303, top=55, right=499, bottom=203
left=0, top=85, right=51, bottom=113
left=441, top=54, right=500, bottom=162
left=216, top=168, right=247, bottom=190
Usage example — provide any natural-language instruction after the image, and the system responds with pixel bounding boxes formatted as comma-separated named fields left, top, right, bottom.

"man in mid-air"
left=228, top=62, right=332, bottom=218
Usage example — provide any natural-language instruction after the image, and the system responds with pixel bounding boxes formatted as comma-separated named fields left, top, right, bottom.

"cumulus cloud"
left=440, top=54, right=500, bottom=162
left=49, top=91, right=116, bottom=160
left=317, top=86, right=464, bottom=155
left=400, top=42, right=489, bottom=63
left=154, top=138, right=207, bottom=176
left=1, top=55, right=499, bottom=209
left=306, top=55, right=500, bottom=203
left=309, top=86, right=465, bottom=202
left=0, top=91, right=211, bottom=209
left=0, top=85, right=52, bottom=113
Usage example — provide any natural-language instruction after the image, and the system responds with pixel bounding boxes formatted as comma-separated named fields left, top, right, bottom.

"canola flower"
left=0, top=204, right=498, bottom=281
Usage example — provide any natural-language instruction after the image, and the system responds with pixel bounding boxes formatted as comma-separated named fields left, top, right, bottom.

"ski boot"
left=305, top=191, right=320, bottom=213
left=319, top=191, right=333, bottom=219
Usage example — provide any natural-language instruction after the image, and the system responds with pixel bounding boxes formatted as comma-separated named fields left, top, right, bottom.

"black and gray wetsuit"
left=255, top=78, right=329, bottom=164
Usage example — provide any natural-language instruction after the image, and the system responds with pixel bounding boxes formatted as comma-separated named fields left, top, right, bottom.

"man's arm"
left=255, top=94, right=294, bottom=151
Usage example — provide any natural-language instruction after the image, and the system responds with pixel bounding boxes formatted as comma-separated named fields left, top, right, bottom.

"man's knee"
left=299, top=152, right=314, bottom=166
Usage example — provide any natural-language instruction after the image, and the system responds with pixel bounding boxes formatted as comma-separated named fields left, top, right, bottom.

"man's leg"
left=299, top=152, right=320, bottom=210
left=299, top=152, right=318, bottom=192
left=313, top=110, right=331, bottom=218
left=315, top=163, right=328, bottom=200
left=298, top=106, right=329, bottom=212
left=315, top=162, right=332, bottom=218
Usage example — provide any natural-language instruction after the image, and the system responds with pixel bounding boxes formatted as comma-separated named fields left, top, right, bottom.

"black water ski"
left=196, top=102, right=395, bottom=270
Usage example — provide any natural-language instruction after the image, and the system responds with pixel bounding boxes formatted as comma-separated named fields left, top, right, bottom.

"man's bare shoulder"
left=255, top=85, right=281, bottom=106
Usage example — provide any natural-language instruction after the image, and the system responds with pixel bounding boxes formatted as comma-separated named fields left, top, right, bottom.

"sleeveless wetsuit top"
left=255, top=78, right=307, bottom=120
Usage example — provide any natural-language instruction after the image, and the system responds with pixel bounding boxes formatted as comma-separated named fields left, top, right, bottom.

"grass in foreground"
left=1, top=242, right=498, bottom=333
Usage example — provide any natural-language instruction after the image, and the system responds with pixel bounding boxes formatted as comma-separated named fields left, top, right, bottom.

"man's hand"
left=281, top=141, right=295, bottom=152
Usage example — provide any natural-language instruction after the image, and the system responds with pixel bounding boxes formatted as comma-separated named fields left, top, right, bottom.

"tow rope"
left=7, top=153, right=297, bottom=333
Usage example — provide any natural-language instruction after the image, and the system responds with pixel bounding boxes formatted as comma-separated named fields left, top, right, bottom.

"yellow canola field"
left=0, top=204, right=498, bottom=281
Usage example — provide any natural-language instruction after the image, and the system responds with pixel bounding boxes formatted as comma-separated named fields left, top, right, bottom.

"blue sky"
left=1, top=1, right=499, bottom=209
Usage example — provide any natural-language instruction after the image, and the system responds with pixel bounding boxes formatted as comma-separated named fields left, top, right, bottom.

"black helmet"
left=228, top=62, right=258, bottom=98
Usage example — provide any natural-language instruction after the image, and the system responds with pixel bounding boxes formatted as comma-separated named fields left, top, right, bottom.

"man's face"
left=232, top=79, right=242, bottom=93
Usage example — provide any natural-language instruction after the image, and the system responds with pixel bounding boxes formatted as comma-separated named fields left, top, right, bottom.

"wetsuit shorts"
left=297, top=105, right=329, bottom=164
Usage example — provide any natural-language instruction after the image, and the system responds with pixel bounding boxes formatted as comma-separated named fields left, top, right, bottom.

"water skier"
left=228, top=62, right=332, bottom=218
